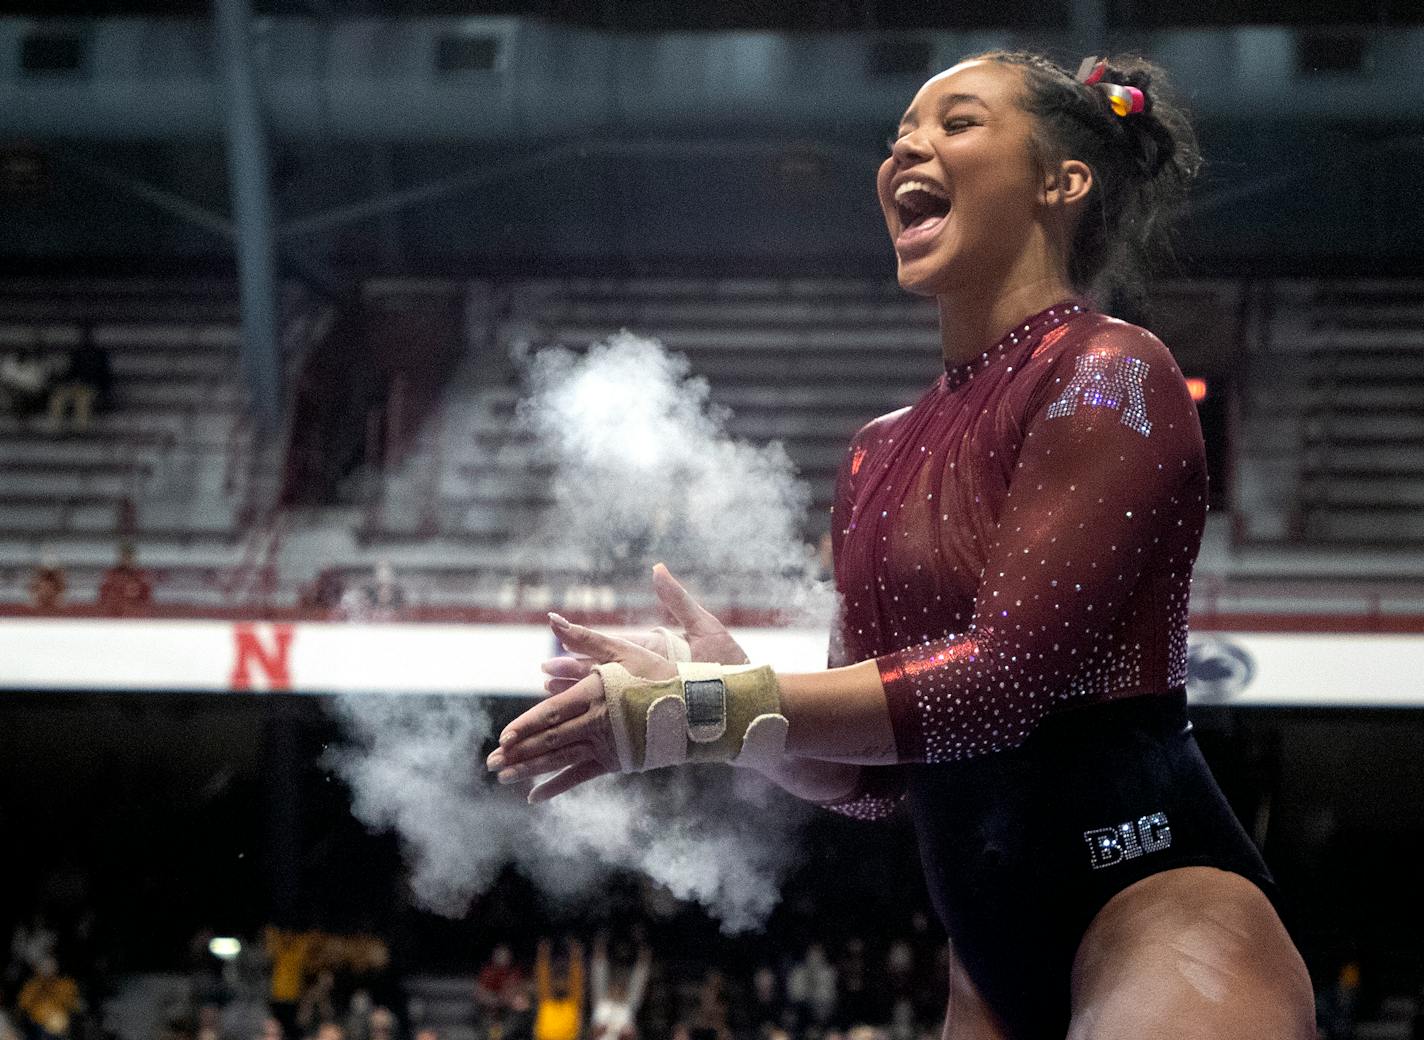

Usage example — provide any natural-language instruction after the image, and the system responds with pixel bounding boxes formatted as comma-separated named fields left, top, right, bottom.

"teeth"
left=894, top=179, right=949, bottom=202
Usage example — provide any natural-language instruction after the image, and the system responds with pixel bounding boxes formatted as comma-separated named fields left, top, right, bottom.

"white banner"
left=0, top=618, right=1419, bottom=706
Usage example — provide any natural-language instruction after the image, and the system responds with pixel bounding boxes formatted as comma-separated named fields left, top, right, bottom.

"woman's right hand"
left=539, top=563, right=749, bottom=695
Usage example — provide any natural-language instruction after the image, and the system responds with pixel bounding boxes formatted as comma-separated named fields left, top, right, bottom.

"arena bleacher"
left=3, top=276, right=1422, bottom=624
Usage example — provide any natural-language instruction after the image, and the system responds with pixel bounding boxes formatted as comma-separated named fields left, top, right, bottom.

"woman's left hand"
left=485, top=612, right=677, bottom=802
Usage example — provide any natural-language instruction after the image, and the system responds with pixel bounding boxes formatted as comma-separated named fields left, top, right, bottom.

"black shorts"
left=906, top=689, right=1289, bottom=1040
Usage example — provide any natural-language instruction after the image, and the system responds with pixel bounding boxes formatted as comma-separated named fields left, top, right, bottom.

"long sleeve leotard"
left=823, top=298, right=1207, bottom=819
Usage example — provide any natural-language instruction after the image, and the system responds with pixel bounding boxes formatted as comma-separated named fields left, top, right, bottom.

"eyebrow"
left=898, top=92, right=990, bottom=130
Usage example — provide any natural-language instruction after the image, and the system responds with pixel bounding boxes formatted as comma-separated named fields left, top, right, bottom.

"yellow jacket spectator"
left=18, top=959, right=81, bottom=1038
left=533, top=939, right=584, bottom=1040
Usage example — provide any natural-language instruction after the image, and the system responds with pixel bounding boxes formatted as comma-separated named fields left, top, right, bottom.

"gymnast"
left=486, top=50, right=1315, bottom=1040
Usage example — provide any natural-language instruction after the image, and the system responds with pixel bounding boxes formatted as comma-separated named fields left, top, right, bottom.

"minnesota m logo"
left=1046, top=351, right=1153, bottom=438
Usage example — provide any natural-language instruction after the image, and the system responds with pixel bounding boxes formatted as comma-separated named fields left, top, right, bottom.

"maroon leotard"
left=824, top=297, right=1207, bottom=818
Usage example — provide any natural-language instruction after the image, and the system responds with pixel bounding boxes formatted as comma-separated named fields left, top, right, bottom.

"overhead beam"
left=213, top=0, right=283, bottom=429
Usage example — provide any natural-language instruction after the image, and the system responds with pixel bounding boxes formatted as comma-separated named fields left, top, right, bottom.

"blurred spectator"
left=343, top=992, right=374, bottom=1040
left=589, top=934, right=651, bottom=1040
left=341, top=561, right=407, bottom=618
left=295, top=970, right=337, bottom=1038
left=46, top=327, right=112, bottom=436
left=256, top=1018, right=284, bottom=1040
left=28, top=554, right=66, bottom=611
left=1318, top=958, right=1361, bottom=1040
left=313, top=1023, right=344, bottom=1040
left=411, top=1030, right=438, bottom=1040
left=786, top=945, right=837, bottom=1031
left=0, top=345, right=58, bottom=419
left=882, top=942, right=916, bottom=1040
left=532, top=939, right=582, bottom=1040
left=487, top=983, right=534, bottom=1040
left=17, top=957, right=82, bottom=1040
left=681, top=970, right=730, bottom=1040
left=265, top=928, right=319, bottom=1040
left=367, top=1007, right=396, bottom=1040
left=746, top=965, right=781, bottom=1038
left=98, top=543, right=153, bottom=615
left=474, top=944, right=524, bottom=1015
left=0, top=998, right=21, bottom=1040
left=8, top=914, right=58, bottom=987
left=196, top=1004, right=223, bottom=1040
left=835, top=939, right=872, bottom=1027
left=299, top=569, right=346, bottom=613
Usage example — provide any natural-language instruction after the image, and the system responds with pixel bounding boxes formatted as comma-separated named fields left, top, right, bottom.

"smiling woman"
left=490, top=50, right=1313, bottom=1040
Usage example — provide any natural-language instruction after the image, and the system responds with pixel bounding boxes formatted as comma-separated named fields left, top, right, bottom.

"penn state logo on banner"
left=1186, top=633, right=1256, bottom=703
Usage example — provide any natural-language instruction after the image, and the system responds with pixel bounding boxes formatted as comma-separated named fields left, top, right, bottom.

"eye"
left=943, top=118, right=973, bottom=132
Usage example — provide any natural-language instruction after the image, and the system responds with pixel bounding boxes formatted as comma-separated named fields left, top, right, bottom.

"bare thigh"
left=1066, top=867, right=1315, bottom=1040
left=940, top=944, right=1013, bottom=1040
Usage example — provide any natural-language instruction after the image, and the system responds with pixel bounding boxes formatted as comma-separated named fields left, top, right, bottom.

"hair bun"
left=1094, top=59, right=1175, bottom=178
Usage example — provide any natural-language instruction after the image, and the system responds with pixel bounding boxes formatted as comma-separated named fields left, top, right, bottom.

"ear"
left=1043, top=158, right=1093, bottom=208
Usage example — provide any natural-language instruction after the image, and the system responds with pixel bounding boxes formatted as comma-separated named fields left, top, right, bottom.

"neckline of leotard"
left=941, top=296, right=1094, bottom=390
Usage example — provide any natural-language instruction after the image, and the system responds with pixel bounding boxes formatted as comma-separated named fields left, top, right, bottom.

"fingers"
left=548, top=614, right=677, bottom=680
left=497, top=676, right=596, bottom=748
left=652, top=563, right=722, bottom=635
left=541, top=656, right=590, bottom=695
left=541, top=656, right=595, bottom=680
left=549, top=612, right=634, bottom=660
left=528, top=759, right=611, bottom=803
left=494, top=741, right=594, bottom=785
left=494, top=708, right=598, bottom=769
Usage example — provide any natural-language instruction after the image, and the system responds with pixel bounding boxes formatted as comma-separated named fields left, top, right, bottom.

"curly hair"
left=961, top=50, right=1203, bottom=318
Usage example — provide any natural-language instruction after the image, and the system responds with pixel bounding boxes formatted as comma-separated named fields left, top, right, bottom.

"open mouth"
left=894, top=180, right=952, bottom=234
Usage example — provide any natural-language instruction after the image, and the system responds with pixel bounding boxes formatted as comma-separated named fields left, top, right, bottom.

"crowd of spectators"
left=0, top=899, right=959, bottom=1040
left=453, top=912, right=962, bottom=1040
left=0, top=887, right=1399, bottom=1040
left=22, top=544, right=153, bottom=615
left=19, top=553, right=424, bottom=618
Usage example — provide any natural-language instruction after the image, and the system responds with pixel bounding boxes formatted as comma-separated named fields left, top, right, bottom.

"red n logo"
left=230, top=623, right=294, bottom=691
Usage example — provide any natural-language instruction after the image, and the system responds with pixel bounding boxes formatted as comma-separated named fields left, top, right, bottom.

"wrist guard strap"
left=595, top=661, right=788, bottom=772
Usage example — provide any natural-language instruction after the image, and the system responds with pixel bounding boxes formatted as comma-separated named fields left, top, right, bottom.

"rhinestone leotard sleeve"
left=871, top=322, right=1206, bottom=763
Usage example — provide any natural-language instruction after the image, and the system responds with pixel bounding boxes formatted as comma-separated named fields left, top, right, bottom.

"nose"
left=889, top=127, right=932, bottom=164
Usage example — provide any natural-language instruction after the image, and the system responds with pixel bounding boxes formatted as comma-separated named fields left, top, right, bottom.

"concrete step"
left=0, top=471, right=139, bottom=497
left=1301, top=443, right=1424, bottom=472
left=516, top=320, right=944, bottom=354
left=535, top=295, right=940, bottom=326
left=467, top=412, right=863, bottom=443
left=0, top=501, right=123, bottom=531
left=117, top=382, right=247, bottom=409
left=1303, top=412, right=1424, bottom=439
left=1319, top=384, right=1424, bottom=409
left=111, top=352, right=238, bottom=378
left=1298, top=328, right=1424, bottom=351
left=0, top=441, right=160, bottom=468
left=1304, top=509, right=1424, bottom=543
left=1302, top=477, right=1424, bottom=507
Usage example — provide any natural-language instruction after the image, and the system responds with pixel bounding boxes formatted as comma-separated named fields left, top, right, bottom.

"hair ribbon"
left=1075, top=56, right=1146, bottom=117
